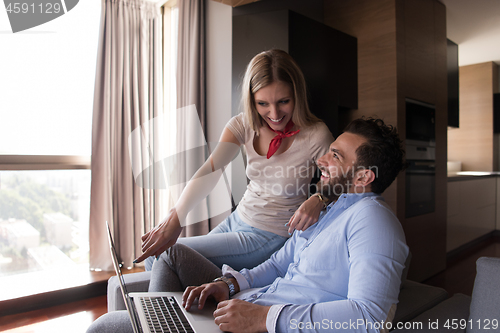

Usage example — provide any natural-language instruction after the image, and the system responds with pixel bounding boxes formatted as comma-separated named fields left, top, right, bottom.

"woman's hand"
left=134, top=208, right=183, bottom=263
left=287, top=195, right=324, bottom=234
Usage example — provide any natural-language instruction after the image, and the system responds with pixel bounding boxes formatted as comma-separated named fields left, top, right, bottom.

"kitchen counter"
left=448, top=171, right=500, bottom=182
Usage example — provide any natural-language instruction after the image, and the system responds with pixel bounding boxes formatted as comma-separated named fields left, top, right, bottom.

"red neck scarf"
left=266, top=120, right=300, bottom=159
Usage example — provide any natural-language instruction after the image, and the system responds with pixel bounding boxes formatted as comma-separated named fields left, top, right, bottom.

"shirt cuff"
left=266, top=304, right=287, bottom=333
left=222, top=264, right=250, bottom=291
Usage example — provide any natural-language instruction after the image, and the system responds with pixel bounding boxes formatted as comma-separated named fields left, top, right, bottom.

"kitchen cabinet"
left=447, top=177, right=497, bottom=251
left=494, top=93, right=500, bottom=133
left=447, top=39, right=459, bottom=128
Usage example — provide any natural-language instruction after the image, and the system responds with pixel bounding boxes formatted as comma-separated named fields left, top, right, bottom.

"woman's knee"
left=156, top=243, right=201, bottom=270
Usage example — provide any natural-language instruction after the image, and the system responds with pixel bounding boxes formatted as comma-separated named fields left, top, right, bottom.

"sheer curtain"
left=168, top=0, right=210, bottom=237
left=89, top=0, right=162, bottom=271
left=149, top=0, right=210, bottom=239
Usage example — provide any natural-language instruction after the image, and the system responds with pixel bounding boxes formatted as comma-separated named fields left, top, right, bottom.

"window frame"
left=0, top=155, right=90, bottom=171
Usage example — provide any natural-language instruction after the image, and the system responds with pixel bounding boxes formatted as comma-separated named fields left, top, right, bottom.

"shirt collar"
left=326, top=192, right=379, bottom=212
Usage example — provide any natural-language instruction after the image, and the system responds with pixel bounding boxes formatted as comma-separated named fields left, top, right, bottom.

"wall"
left=206, top=0, right=233, bottom=144
left=448, top=62, right=499, bottom=171
left=324, top=0, right=399, bottom=209
left=324, top=0, right=447, bottom=281
left=205, top=0, right=240, bottom=225
left=232, top=0, right=324, bottom=23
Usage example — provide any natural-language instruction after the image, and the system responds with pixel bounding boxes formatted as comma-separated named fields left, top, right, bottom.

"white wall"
left=206, top=0, right=232, bottom=144
left=206, top=0, right=246, bottom=224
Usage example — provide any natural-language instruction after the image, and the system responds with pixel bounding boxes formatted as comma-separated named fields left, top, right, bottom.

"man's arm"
left=269, top=205, right=409, bottom=333
left=227, top=231, right=299, bottom=290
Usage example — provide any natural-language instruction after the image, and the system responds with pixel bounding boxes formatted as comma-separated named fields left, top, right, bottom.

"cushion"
left=467, top=257, right=500, bottom=333
left=391, top=293, right=471, bottom=333
left=393, top=280, right=449, bottom=324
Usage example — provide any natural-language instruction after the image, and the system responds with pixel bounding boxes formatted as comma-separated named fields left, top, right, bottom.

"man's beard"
left=316, top=167, right=354, bottom=201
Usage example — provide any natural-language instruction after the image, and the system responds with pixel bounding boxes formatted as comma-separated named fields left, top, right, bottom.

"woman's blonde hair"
left=241, top=49, right=321, bottom=133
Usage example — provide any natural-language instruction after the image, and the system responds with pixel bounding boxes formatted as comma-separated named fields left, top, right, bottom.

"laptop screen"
left=106, top=221, right=141, bottom=333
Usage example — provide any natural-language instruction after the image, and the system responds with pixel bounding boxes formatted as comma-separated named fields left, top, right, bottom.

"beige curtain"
left=175, top=0, right=209, bottom=237
left=89, top=0, right=162, bottom=271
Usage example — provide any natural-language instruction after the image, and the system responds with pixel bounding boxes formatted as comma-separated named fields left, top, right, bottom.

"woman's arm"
left=135, top=127, right=241, bottom=262
left=287, top=123, right=334, bottom=234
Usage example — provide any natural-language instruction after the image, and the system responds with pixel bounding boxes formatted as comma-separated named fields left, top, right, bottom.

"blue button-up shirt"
left=223, top=192, right=409, bottom=332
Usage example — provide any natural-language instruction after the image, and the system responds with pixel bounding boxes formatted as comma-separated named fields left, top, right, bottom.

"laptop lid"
left=106, top=221, right=222, bottom=333
left=106, top=221, right=142, bottom=333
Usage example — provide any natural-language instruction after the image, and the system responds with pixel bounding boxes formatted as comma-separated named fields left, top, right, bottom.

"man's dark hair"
left=344, top=117, right=406, bottom=194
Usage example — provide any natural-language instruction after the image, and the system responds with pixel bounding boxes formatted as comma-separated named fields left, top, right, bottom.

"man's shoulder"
left=346, top=195, right=400, bottom=227
left=354, top=195, right=392, bottom=210
left=345, top=194, right=389, bottom=209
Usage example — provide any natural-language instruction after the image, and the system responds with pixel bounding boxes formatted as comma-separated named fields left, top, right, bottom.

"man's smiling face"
left=316, top=132, right=367, bottom=198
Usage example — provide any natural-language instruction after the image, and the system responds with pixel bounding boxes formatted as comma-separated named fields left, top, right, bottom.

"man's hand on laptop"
left=214, top=299, right=270, bottom=333
left=182, top=280, right=232, bottom=311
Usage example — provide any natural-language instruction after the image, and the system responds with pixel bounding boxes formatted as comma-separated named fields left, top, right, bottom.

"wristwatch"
left=213, top=276, right=236, bottom=297
left=313, top=193, right=328, bottom=209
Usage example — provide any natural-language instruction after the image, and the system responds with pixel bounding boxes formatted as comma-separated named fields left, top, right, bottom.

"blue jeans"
left=145, top=210, right=287, bottom=271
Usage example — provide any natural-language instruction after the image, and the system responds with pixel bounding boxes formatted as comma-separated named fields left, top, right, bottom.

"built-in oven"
left=405, top=99, right=436, bottom=218
left=406, top=158, right=435, bottom=218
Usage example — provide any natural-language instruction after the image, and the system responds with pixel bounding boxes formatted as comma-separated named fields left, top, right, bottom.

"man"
left=88, top=117, right=409, bottom=333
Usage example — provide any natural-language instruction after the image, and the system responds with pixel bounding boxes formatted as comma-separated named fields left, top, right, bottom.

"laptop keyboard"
left=141, top=296, right=195, bottom=333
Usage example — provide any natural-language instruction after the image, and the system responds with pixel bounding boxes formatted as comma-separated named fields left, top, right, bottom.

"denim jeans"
left=145, top=210, right=287, bottom=271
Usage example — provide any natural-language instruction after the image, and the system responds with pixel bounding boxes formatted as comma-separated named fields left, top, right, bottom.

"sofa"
left=108, top=256, right=499, bottom=331
left=108, top=269, right=451, bottom=323
left=391, top=256, right=500, bottom=333
left=107, top=252, right=466, bottom=327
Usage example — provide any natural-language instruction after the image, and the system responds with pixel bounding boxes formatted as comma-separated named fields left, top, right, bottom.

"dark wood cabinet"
left=232, top=10, right=357, bottom=137
left=494, top=93, right=500, bottom=133
left=447, top=39, right=459, bottom=128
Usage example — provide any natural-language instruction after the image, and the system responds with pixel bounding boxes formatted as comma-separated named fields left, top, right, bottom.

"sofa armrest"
left=107, top=271, right=152, bottom=312
left=391, top=293, right=471, bottom=333
left=468, top=257, right=500, bottom=333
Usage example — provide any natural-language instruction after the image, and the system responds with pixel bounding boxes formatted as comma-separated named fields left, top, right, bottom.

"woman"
left=136, top=49, right=334, bottom=272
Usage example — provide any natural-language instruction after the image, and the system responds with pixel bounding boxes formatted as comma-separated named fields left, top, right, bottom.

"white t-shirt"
left=226, top=113, right=334, bottom=238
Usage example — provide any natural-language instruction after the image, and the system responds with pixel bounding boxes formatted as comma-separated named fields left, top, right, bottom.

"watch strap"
left=313, top=193, right=328, bottom=209
left=213, top=276, right=236, bottom=297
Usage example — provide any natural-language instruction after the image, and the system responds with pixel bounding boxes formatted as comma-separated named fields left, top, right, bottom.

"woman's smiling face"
left=253, top=81, right=295, bottom=132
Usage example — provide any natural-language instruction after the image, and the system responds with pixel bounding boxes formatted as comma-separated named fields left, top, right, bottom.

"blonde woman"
left=136, top=49, right=334, bottom=275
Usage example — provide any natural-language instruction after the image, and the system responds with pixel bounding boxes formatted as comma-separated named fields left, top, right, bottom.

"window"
left=0, top=1, right=100, bottom=298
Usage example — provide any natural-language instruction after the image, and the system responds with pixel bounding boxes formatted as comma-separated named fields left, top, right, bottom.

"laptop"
left=106, top=222, right=222, bottom=333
